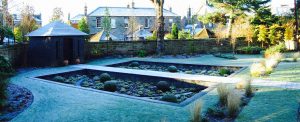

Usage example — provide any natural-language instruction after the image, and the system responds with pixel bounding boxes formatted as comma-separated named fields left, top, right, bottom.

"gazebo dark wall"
left=28, top=36, right=85, bottom=67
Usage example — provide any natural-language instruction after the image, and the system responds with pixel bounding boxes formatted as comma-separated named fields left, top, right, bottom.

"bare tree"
left=150, top=0, right=164, bottom=55
left=19, top=5, right=38, bottom=42
left=50, top=7, right=64, bottom=22
left=127, top=16, right=141, bottom=41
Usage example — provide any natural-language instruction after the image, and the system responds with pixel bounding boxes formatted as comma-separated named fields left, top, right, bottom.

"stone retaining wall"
left=85, top=39, right=248, bottom=58
left=0, top=39, right=248, bottom=67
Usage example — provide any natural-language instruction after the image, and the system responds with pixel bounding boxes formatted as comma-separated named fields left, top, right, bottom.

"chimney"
left=127, top=3, right=130, bottom=8
left=187, top=6, right=191, bottom=19
left=68, top=13, right=70, bottom=21
left=131, top=1, right=135, bottom=8
left=84, top=3, right=87, bottom=16
left=169, top=7, right=172, bottom=12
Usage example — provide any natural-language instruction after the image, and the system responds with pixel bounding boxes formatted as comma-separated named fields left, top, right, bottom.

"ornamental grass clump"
left=190, top=101, right=202, bottom=122
left=293, top=52, right=300, bottom=62
left=250, top=62, right=266, bottom=77
left=245, top=78, right=253, bottom=97
left=217, top=83, right=229, bottom=106
left=227, top=91, right=241, bottom=117
left=265, top=59, right=278, bottom=74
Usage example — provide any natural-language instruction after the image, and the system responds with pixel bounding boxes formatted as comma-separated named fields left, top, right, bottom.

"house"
left=26, top=21, right=87, bottom=67
left=12, top=14, right=42, bottom=27
left=194, top=28, right=215, bottom=39
left=182, top=0, right=216, bottom=34
left=69, top=14, right=85, bottom=29
left=77, top=2, right=180, bottom=41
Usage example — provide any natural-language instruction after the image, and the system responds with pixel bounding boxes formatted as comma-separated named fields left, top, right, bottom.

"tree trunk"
left=227, top=11, right=234, bottom=39
left=227, top=10, right=234, bottom=55
left=153, top=0, right=164, bottom=55
left=294, top=0, right=299, bottom=50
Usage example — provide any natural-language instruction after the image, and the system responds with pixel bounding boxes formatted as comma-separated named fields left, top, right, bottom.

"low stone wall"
left=0, top=39, right=248, bottom=67
left=85, top=39, right=248, bottom=58
left=0, top=44, right=28, bottom=67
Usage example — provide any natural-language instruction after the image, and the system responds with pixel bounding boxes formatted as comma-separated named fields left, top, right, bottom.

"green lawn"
left=236, top=87, right=300, bottom=122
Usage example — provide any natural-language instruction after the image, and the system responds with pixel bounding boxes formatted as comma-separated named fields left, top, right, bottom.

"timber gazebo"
left=26, top=21, right=88, bottom=67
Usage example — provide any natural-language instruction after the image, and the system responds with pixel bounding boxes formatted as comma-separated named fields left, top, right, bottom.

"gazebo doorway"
left=63, top=38, right=74, bottom=62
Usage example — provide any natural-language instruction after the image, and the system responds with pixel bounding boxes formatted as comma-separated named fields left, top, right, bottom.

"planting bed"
left=36, top=69, right=208, bottom=106
left=0, top=84, right=33, bottom=121
left=107, top=60, right=243, bottom=77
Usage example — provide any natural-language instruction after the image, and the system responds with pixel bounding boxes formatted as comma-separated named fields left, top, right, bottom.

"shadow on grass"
left=236, top=88, right=300, bottom=122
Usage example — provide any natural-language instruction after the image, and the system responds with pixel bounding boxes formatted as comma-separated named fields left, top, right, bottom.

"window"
left=208, top=23, right=213, bottom=28
left=144, top=18, right=150, bottom=28
left=168, top=19, right=173, bottom=27
left=111, top=18, right=116, bottom=28
left=96, top=17, right=101, bottom=28
left=124, top=17, right=128, bottom=28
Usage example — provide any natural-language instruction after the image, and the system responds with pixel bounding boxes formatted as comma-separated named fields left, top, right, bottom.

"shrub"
left=104, top=80, right=118, bottom=92
left=245, top=79, right=253, bottom=97
left=269, top=52, right=284, bottom=62
left=165, top=33, right=175, bottom=40
left=137, top=50, right=146, bottom=57
left=237, top=46, right=263, bottom=54
left=53, top=76, right=66, bottom=82
left=0, top=75, right=9, bottom=110
left=217, top=83, right=229, bottom=106
left=190, top=101, right=202, bottom=122
left=293, top=52, right=300, bottom=62
left=219, top=68, right=230, bottom=76
left=0, top=56, right=14, bottom=74
left=167, top=65, right=178, bottom=73
left=264, top=43, right=286, bottom=58
left=161, top=94, right=177, bottom=103
left=100, top=73, right=111, bottom=82
left=227, top=91, right=241, bottom=117
left=250, top=62, right=266, bottom=77
left=0, top=56, right=14, bottom=109
left=178, top=30, right=192, bottom=40
left=156, top=81, right=170, bottom=92
left=129, top=62, right=139, bottom=67
left=146, top=30, right=157, bottom=41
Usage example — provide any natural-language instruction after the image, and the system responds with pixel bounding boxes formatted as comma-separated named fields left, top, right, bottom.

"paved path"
left=74, top=64, right=300, bottom=90
left=252, top=79, right=300, bottom=89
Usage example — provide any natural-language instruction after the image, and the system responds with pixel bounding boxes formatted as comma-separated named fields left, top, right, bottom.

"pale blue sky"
left=8, top=0, right=294, bottom=25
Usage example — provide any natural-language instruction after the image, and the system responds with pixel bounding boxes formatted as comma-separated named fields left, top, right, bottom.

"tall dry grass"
left=217, top=83, right=229, bottom=106
left=250, top=62, right=267, bottom=77
left=190, top=101, right=202, bottom=122
left=293, top=52, right=300, bottom=62
left=245, top=78, right=253, bottom=97
left=227, top=91, right=241, bottom=117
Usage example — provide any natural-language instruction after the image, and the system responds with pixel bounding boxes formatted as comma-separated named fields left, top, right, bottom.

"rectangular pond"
left=35, top=69, right=211, bottom=106
left=107, top=60, right=244, bottom=77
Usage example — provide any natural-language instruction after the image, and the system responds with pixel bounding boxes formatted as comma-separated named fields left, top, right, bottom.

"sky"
left=7, top=0, right=295, bottom=25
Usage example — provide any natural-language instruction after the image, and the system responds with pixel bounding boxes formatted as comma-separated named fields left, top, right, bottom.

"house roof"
left=26, top=21, right=88, bottom=37
left=13, top=14, right=42, bottom=22
left=127, top=29, right=152, bottom=38
left=70, top=14, right=85, bottom=21
left=89, top=7, right=180, bottom=17
left=89, top=30, right=119, bottom=42
left=194, top=28, right=215, bottom=39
